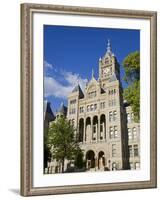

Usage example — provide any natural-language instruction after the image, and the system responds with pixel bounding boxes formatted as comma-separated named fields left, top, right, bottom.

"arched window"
left=94, top=104, right=97, bottom=111
left=87, top=105, right=90, bottom=112
left=90, top=104, right=94, bottom=111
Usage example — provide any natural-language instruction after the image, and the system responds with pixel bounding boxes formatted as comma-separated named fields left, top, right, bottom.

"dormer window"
left=88, top=91, right=96, bottom=98
left=70, top=99, right=76, bottom=104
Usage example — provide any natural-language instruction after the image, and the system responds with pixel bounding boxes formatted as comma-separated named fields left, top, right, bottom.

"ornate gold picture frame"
left=21, top=3, right=157, bottom=196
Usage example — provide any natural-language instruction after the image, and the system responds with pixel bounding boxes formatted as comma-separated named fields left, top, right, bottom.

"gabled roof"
left=87, top=75, right=98, bottom=87
left=44, top=101, right=55, bottom=121
left=72, top=84, right=84, bottom=98
left=58, top=102, right=67, bottom=114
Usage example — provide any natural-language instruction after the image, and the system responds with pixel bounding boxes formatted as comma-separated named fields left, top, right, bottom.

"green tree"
left=44, top=128, right=51, bottom=173
left=47, top=117, right=82, bottom=173
left=123, top=51, right=140, bottom=84
left=123, top=81, right=140, bottom=122
left=74, top=151, right=85, bottom=169
left=123, top=51, right=140, bottom=122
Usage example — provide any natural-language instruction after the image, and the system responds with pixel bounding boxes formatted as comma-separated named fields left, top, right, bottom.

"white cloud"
left=62, top=70, right=88, bottom=90
left=44, top=60, right=53, bottom=69
left=44, top=71, right=87, bottom=99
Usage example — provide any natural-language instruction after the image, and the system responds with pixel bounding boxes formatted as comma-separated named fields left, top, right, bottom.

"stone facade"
left=125, top=105, right=140, bottom=170
left=67, top=40, right=140, bottom=171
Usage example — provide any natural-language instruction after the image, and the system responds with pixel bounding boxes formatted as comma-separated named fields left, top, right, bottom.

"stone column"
left=83, top=119, right=86, bottom=143
left=95, top=156, right=98, bottom=171
left=98, top=116, right=100, bottom=141
left=106, top=115, right=108, bottom=140
left=91, top=118, right=93, bottom=142
left=102, top=122, right=105, bottom=140
left=104, top=156, right=106, bottom=167
left=96, top=123, right=98, bottom=141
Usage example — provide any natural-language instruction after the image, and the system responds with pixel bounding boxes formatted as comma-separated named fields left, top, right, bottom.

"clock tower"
left=99, top=40, right=120, bottom=89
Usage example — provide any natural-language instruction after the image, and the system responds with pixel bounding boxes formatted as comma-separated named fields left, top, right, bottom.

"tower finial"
left=92, top=68, right=94, bottom=78
left=107, top=39, right=112, bottom=54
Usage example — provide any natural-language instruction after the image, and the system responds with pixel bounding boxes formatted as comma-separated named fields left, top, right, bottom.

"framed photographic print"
left=21, top=3, right=157, bottom=196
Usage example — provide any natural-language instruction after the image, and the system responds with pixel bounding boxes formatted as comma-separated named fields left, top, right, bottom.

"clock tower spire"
left=107, top=39, right=112, bottom=55
left=99, top=39, right=120, bottom=84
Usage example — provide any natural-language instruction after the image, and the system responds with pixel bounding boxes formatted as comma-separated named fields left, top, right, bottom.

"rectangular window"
left=69, top=108, right=76, bottom=115
left=128, top=145, right=133, bottom=157
left=109, top=111, right=113, bottom=122
left=112, top=144, right=117, bottom=157
left=133, top=127, right=137, bottom=139
left=134, top=145, right=139, bottom=157
left=114, top=126, right=118, bottom=138
left=100, top=102, right=105, bottom=109
left=80, top=107, right=84, bottom=113
left=128, top=128, right=132, bottom=140
left=113, top=111, right=117, bottom=121
left=109, top=126, right=113, bottom=138
left=70, top=99, right=76, bottom=104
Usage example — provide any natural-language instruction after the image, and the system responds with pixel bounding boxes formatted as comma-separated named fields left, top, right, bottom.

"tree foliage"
left=123, top=51, right=140, bottom=84
left=123, top=81, right=140, bottom=122
left=47, top=117, right=82, bottom=172
left=123, top=51, right=140, bottom=122
left=44, top=128, right=51, bottom=173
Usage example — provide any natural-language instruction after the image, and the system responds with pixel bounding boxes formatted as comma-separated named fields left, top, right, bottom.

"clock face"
left=103, top=67, right=110, bottom=76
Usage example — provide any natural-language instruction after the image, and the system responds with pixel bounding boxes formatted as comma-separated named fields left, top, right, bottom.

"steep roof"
left=44, top=101, right=55, bottom=121
left=58, top=102, right=67, bottom=114
left=72, top=84, right=84, bottom=98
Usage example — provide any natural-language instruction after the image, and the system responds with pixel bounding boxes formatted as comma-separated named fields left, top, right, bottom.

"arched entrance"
left=86, top=117, right=91, bottom=142
left=86, top=150, right=95, bottom=169
left=98, top=151, right=105, bottom=169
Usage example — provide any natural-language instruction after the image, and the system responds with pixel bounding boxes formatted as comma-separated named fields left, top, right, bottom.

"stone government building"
left=44, top=40, right=140, bottom=173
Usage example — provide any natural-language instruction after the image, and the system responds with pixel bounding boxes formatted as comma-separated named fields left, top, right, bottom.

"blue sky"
left=44, top=25, right=140, bottom=113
